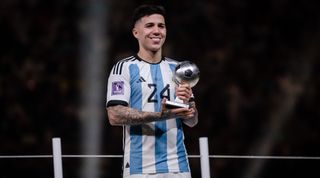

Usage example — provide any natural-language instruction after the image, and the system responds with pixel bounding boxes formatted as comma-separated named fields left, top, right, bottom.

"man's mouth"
left=150, top=37, right=161, bottom=43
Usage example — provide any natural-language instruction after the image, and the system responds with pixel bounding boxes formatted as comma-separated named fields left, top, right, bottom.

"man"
left=106, top=4, right=198, bottom=178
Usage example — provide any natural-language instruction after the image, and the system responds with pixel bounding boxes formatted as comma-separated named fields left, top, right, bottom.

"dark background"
left=1, top=0, right=320, bottom=177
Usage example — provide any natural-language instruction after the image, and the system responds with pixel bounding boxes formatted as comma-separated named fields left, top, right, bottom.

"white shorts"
left=123, top=172, right=191, bottom=178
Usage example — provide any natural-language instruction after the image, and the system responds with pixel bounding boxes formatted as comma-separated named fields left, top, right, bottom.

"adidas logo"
left=125, top=162, right=130, bottom=168
left=136, top=76, right=146, bottom=83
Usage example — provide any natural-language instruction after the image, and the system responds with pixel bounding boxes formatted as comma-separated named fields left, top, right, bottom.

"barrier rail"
left=1, top=137, right=320, bottom=178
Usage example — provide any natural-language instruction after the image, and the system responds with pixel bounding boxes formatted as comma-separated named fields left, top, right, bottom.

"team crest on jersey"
left=112, top=81, right=124, bottom=95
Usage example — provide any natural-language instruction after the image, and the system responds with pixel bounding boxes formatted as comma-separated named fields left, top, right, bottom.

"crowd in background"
left=1, top=0, right=319, bottom=177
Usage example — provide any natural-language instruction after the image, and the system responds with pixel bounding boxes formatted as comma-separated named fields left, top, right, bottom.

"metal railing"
left=1, top=137, right=320, bottom=178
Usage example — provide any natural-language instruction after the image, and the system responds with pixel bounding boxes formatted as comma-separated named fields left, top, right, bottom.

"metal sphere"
left=173, top=61, right=200, bottom=87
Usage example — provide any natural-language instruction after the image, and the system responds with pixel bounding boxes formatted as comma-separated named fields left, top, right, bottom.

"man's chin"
left=149, top=46, right=162, bottom=52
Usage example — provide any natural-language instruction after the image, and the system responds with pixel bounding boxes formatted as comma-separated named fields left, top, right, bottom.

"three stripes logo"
left=137, top=76, right=146, bottom=83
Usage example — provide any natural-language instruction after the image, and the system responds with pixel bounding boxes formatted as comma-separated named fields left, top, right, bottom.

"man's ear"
left=132, top=28, right=138, bottom=38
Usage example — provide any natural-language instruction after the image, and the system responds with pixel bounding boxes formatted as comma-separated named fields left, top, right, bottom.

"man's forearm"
left=182, top=102, right=198, bottom=127
left=107, top=105, right=164, bottom=126
left=183, top=110, right=198, bottom=127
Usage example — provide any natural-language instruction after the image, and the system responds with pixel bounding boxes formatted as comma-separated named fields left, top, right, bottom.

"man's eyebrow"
left=145, top=22, right=165, bottom=25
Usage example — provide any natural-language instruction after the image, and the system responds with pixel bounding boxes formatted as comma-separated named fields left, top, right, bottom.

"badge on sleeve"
left=112, top=81, right=124, bottom=95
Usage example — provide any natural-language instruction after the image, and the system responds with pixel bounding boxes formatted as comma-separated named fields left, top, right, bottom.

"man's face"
left=133, top=14, right=166, bottom=53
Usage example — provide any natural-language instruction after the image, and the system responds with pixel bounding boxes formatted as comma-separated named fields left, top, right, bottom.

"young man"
left=106, top=4, right=198, bottom=178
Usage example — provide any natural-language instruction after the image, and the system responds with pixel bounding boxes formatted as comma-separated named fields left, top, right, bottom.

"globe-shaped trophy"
left=165, top=61, right=200, bottom=109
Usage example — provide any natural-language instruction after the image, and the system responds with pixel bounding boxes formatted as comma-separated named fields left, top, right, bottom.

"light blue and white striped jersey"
left=106, top=55, right=190, bottom=176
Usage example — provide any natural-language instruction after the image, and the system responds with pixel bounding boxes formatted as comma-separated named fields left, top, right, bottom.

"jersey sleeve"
left=106, top=61, right=131, bottom=107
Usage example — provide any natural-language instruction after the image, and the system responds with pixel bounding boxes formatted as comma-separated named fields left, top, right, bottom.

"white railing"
left=1, top=137, right=320, bottom=178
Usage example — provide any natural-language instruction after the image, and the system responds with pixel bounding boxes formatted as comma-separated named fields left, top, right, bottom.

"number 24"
left=147, top=84, right=170, bottom=103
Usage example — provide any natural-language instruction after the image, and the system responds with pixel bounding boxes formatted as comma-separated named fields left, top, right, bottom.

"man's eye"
left=145, top=24, right=154, bottom=28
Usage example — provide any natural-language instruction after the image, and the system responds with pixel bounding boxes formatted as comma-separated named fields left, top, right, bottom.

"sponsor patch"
left=112, top=81, right=124, bottom=95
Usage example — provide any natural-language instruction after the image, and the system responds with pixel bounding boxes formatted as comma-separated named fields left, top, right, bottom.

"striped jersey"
left=106, top=55, right=190, bottom=176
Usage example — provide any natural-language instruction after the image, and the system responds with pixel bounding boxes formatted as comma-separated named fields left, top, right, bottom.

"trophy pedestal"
left=165, top=100, right=189, bottom=109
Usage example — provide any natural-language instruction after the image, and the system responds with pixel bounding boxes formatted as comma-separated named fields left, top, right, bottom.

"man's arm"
left=175, top=83, right=199, bottom=127
left=107, top=99, right=195, bottom=126
left=181, top=101, right=198, bottom=127
left=107, top=105, right=162, bottom=126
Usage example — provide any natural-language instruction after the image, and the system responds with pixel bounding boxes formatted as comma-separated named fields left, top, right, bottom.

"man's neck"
left=137, top=49, right=162, bottom=63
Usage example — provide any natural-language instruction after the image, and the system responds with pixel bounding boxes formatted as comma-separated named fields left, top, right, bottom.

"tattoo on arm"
left=107, top=105, right=165, bottom=125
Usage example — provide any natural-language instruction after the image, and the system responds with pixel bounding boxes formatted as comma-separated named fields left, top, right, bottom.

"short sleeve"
left=106, top=61, right=131, bottom=107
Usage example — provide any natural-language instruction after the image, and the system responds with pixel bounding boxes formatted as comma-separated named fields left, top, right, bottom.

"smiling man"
left=106, top=4, right=198, bottom=178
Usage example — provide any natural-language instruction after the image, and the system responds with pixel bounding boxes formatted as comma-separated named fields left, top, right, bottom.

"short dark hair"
left=132, top=4, right=166, bottom=27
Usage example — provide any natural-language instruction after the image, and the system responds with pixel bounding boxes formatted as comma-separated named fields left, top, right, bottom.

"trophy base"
left=165, top=100, right=189, bottom=109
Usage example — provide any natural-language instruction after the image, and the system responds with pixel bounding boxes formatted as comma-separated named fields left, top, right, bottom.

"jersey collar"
left=134, top=54, right=165, bottom=64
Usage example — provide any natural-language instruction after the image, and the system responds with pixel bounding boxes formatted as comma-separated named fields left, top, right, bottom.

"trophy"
left=165, top=61, right=200, bottom=109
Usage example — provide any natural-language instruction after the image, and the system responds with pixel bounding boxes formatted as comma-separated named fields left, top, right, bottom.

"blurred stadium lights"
left=242, top=38, right=318, bottom=178
left=243, top=85, right=303, bottom=178
left=78, top=0, right=108, bottom=178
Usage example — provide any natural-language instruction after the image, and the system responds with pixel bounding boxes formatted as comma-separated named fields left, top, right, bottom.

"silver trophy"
left=165, top=61, right=200, bottom=109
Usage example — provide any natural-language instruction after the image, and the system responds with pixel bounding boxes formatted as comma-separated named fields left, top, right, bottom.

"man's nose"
left=153, top=27, right=160, bottom=34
